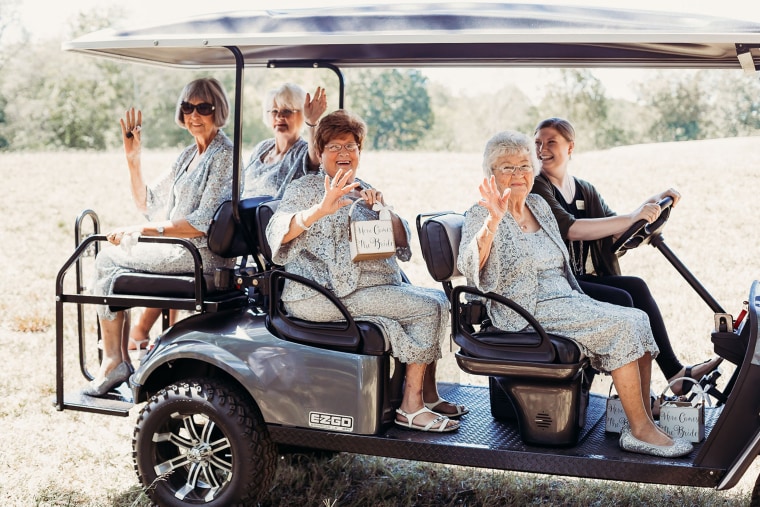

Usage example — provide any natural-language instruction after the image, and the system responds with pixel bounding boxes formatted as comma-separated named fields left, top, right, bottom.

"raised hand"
left=119, top=108, right=142, bottom=164
left=319, top=168, right=360, bottom=216
left=304, top=86, right=327, bottom=126
left=478, top=175, right=510, bottom=221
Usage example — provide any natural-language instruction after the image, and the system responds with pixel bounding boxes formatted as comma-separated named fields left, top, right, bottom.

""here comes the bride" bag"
left=347, top=198, right=396, bottom=262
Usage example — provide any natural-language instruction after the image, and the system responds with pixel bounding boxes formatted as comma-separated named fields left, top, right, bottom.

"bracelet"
left=483, top=224, right=496, bottom=236
left=294, top=211, right=311, bottom=230
left=305, top=121, right=316, bottom=128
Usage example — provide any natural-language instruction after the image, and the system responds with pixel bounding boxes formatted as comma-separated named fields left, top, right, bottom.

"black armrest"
left=452, top=285, right=569, bottom=363
left=268, top=270, right=363, bottom=353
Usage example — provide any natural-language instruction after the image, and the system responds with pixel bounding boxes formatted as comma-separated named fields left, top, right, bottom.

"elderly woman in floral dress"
left=243, top=82, right=327, bottom=198
left=266, top=109, right=466, bottom=432
left=458, top=130, right=692, bottom=457
left=84, top=77, right=234, bottom=397
left=129, top=83, right=328, bottom=349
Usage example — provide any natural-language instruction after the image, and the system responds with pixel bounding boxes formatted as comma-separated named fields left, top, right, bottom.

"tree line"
left=1, top=4, right=759, bottom=154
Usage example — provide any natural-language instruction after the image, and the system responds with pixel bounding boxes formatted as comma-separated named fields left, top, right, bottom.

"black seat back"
left=417, top=211, right=464, bottom=283
left=112, top=196, right=274, bottom=303
left=207, top=195, right=273, bottom=258
left=255, top=199, right=280, bottom=269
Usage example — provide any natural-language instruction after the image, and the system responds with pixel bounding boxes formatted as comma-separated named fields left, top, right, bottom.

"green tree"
left=419, top=78, right=535, bottom=152
left=1, top=10, right=133, bottom=150
left=536, top=69, right=627, bottom=150
left=0, top=0, right=21, bottom=149
left=639, top=70, right=711, bottom=142
left=699, top=70, right=760, bottom=138
left=346, top=69, right=433, bottom=150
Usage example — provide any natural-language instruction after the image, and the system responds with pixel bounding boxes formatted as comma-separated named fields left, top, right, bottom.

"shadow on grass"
left=253, top=452, right=751, bottom=507
left=31, top=484, right=148, bottom=507
left=37, top=450, right=752, bottom=506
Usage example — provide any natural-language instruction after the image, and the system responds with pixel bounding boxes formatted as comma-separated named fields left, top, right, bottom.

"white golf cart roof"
left=63, top=2, right=760, bottom=71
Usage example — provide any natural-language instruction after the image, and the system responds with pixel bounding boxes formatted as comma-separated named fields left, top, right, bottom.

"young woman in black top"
left=531, top=117, right=721, bottom=395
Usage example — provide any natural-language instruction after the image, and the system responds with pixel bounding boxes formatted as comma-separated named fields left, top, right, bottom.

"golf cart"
left=55, top=4, right=760, bottom=506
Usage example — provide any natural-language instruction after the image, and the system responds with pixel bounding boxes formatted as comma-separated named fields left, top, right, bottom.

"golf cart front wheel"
left=132, top=378, right=276, bottom=506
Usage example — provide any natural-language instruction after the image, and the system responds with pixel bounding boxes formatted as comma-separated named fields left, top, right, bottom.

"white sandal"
left=395, top=406, right=459, bottom=432
left=424, top=397, right=469, bottom=418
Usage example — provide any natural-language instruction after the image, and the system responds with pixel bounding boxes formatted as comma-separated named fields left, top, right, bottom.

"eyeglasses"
left=325, top=143, right=360, bottom=153
left=180, top=102, right=215, bottom=116
left=493, top=165, right=533, bottom=175
left=268, top=109, right=300, bottom=118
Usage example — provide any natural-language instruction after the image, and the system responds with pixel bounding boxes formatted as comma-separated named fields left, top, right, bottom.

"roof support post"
left=225, top=46, right=245, bottom=220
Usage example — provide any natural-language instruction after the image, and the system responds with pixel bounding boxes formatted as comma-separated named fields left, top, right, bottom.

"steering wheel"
left=610, top=197, right=674, bottom=255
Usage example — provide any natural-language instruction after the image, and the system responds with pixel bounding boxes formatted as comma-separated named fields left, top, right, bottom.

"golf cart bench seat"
left=111, top=196, right=274, bottom=312
left=417, top=211, right=594, bottom=446
left=417, top=211, right=584, bottom=365
left=255, top=199, right=388, bottom=356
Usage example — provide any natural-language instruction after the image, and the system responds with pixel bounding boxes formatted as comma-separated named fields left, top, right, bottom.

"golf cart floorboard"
left=269, top=383, right=724, bottom=488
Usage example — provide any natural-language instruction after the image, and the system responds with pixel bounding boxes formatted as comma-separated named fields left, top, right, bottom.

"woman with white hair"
left=457, top=130, right=692, bottom=457
left=243, top=83, right=327, bottom=198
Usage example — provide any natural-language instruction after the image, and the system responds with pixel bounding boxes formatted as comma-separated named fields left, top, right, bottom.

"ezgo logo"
left=309, top=411, right=354, bottom=432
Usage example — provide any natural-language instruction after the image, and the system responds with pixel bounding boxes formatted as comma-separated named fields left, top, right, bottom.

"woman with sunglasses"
left=243, top=82, right=327, bottom=199
left=531, top=117, right=721, bottom=396
left=266, top=110, right=465, bottom=432
left=83, top=77, right=234, bottom=397
left=130, top=83, right=326, bottom=353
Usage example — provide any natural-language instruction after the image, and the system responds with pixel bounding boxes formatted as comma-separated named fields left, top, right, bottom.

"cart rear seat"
left=110, top=196, right=274, bottom=312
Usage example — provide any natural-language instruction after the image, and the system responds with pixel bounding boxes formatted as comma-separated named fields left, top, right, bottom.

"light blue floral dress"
left=458, top=195, right=658, bottom=372
left=242, top=138, right=311, bottom=199
left=92, top=130, right=234, bottom=320
left=266, top=171, right=449, bottom=365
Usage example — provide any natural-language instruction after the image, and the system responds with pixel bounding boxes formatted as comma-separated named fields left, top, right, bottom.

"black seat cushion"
left=468, top=328, right=582, bottom=364
left=113, top=272, right=215, bottom=298
left=275, top=315, right=387, bottom=355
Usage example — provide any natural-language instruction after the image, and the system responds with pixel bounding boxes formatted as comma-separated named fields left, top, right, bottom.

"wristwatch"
left=157, top=226, right=165, bottom=236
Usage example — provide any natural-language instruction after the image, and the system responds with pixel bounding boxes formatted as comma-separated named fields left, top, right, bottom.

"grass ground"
left=1, top=138, right=759, bottom=505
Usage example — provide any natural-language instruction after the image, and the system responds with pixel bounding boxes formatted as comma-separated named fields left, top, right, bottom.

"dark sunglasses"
left=180, top=101, right=215, bottom=116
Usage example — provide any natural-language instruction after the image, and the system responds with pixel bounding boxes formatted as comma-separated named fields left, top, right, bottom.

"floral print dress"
left=92, top=130, right=234, bottom=320
left=458, top=195, right=658, bottom=372
left=266, top=171, right=449, bottom=365
left=242, top=137, right=311, bottom=199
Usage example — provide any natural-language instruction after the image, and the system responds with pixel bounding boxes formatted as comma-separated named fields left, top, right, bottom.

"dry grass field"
left=1, top=137, right=760, bottom=505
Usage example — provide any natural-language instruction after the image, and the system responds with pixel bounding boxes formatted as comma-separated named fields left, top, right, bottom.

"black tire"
left=132, top=378, right=277, bottom=507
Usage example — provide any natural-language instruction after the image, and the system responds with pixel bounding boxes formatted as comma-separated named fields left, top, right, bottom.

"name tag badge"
left=576, top=200, right=585, bottom=211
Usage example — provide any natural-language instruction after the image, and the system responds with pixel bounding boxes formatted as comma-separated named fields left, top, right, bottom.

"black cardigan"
left=531, top=173, right=621, bottom=277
